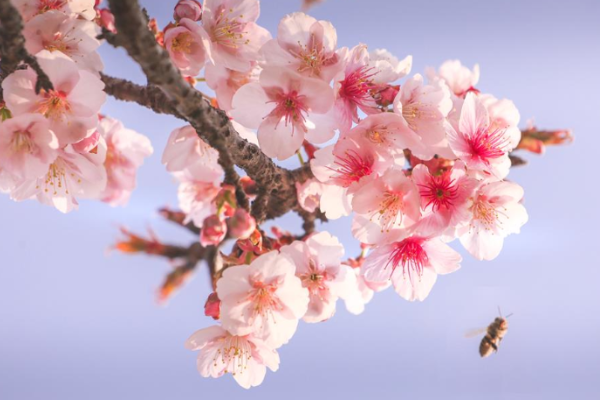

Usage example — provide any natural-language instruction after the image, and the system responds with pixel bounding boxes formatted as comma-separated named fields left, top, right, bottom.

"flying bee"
left=465, top=308, right=513, bottom=358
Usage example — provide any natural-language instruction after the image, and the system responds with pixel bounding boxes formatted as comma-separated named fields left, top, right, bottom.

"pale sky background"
left=1, top=0, right=599, bottom=399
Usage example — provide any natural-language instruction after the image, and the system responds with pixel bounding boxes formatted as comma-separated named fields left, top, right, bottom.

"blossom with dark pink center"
left=411, top=163, right=478, bottom=237
left=444, top=92, right=512, bottom=179
left=231, top=67, right=335, bottom=160
left=362, top=236, right=461, bottom=301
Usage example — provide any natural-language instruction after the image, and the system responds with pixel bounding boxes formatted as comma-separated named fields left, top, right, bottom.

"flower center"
left=268, top=91, right=309, bottom=132
left=248, top=281, right=282, bottom=319
left=212, top=7, right=249, bottom=49
left=171, top=32, right=194, bottom=54
left=385, top=237, right=429, bottom=280
left=418, top=173, right=459, bottom=211
left=467, top=126, right=509, bottom=162
left=330, top=149, right=373, bottom=187
left=290, top=34, right=336, bottom=77
left=402, top=101, right=426, bottom=131
left=300, top=261, right=330, bottom=297
left=469, top=194, right=504, bottom=232
left=37, top=159, right=79, bottom=196
left=373, top=190, right=404, bottom=232
left=338, top=66, right=377, bottom=107
left=11, top=130, right=35, bottom=154
left=38, top=0, right=66, bottom=13
left=217, top=335, right=252, bottom=377
left=44, top=32, right=72, bottom=54
left=365, top=125, right=394, bottom=147
left=36, top=89, right=71, bottom=121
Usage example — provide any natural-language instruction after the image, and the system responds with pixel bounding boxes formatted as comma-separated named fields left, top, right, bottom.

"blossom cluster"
left=0, top=0, right=539, bottom=390
left=0, top=0, right=152, bottom=212
left=141, top=0, right=531, bottom=389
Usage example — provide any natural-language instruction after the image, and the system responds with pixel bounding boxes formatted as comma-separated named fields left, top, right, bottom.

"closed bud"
left=228, top=208, right=256, bottom=240
left=174, top=0, right=203, bottom=22
left=97, top=9, right=116, bottom=33
left=204, top=292, right=221, bottom=320
left=200, top=215, right=227, bottom=246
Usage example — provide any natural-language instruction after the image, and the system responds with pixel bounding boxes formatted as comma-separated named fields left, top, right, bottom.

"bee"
left=465, top=308, right=513, bottom=358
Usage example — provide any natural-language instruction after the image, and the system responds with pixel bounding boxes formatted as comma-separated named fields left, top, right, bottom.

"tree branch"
left=106, top=0, right=310, bottom=221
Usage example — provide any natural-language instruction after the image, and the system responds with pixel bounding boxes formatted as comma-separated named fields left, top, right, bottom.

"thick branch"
left=106, top=0, right=309, bottom=221
left=0, top=0, right=52, bottom=94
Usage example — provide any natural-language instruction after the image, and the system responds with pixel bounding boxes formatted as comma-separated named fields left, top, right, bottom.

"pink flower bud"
left=228, top=208, right=256, bottom=240
left=204, top=292, right=220, bottom=320
left=173, top=0, right=203, bottom=22
left=98, top=8, right=116, bottom=33
left=72, top=130, right=100, bottom=154
left=214, top=185, right=237, bottom=217
left=200, top=215, right=227, bottom=246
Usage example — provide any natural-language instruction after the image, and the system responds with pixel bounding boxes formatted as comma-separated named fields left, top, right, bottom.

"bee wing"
left=464, top=327, right=487, bottom=338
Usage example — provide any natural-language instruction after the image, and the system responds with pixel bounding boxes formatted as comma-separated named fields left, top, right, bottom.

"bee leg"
left=491, top=342, right=498, bottom=352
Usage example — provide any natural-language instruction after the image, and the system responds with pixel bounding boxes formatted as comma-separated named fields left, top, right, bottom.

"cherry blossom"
left=176, top=177, right=221, bottom=228
left=202, top=0, right=271, bottom=72
left=445, top=92, right=513, bottom=179
left=10, top=145, right=107, bottom=213
left=281, top=232, right=349, bottom=323
left=362, top=236, right=462, bottom=301
left=23, top=11, right=103, bottom=74
left=368, top=49, right=412, bottom=85
left=164, top=18, right=211, bottom=77
left=231, top=66, right=335, bottom=160
left=393, top=73, right=454, bottom=160
left=2, top=50, right=106, bottom=146
left=216, top=250, right=309, bottom=347
left=13, top=0, right=97, bottom=22
left=427, top=59, right=480, bottom=97
left=351, top=168, right=421, bottom=244
left=174, top=0, right=203, bottom=22
left=97, top=116, right=153, bottom=206
left=261, top=12, right=345, bottom=82
left=457, top=180, right=528, bottom=261
left=0, top=113, right=58, bottom=179
left=205, top=62, right=260, bottom=111
left=185, top=325, right=279, bottom=389
left=411, top=163, right=478, bottom=237
left=162, top=125, right=223, bottom=182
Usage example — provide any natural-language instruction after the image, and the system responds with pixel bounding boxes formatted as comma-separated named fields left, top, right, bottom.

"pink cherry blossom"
left=176, top=177, right=221, bottom=228
left=10, top=145, right=107, bottom=213
left=2, top=50, right=106, bottom=146
left=457, top=180, right=528, bottom=261
left=338, top=265, right=375, bottom=315
left=260, top=12, right=345, bottom=82
left=351, top=168, right=421, bottom=244
left=23, top=11, right=103, bottom=74
left=231, top=67, right=335, bottom=160
left=333, top=44, right=379, bottom=132
left=185, top=325, right=279, bottom=389
left=393, top=73, right=454, bottom=160
left=97, top=116, right=153, bottom=206
left=479, top=93, right=522, bottom=150
left=0, top=113, right=58, bottom=179
left=346, top=112, right=422, bottom=163
left=0, top=168, right=16, bottom=193
left=216, top=250, right=309, bottom=347
left=310, top=135, right=391, bottom=189
left=174, top=0, right=202, bottom=22
left=13, top=0, right=97, bottom=22
left=205, top=62, right=260, bottom=111
left=162, top=125, right=223, bottom=182
left=411, top=163, right=478, bottom=237
left=362, top=236, right=462, bottom=301
left=164, top=19, right=211, bottom=77
left=368, top=49, right=412, bottom=84
left=281, top=232, right=349, bottom=323
left=427, top=59, right=480, bottom=97
left=444, top=92, right=512, bottom=179
left=202, top=0, right=271, bottom=72
left=295, top=178, right=324, bottom=213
